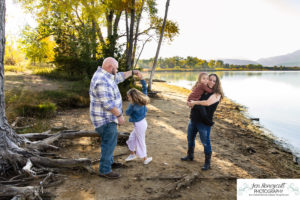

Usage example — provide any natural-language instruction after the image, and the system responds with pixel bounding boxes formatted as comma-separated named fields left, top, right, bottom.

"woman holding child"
left=181, top=73, right=224, bottom=171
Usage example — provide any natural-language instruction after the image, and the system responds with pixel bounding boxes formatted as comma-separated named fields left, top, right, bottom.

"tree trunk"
left=123, top=10, right=129, bottom=62
left=126, top=0, right=135, bottom=71
left=0, top=0, right=6, bottom=122
left=109, top=11, right=122, bottom=57
left=106, top=10, right=113, bottom=37
left=91, top=0, right=97, bottom=59
left=95, top=22, right=105, bottom=46
left=113, top=12, right=122, bottom=36
left=134, top=36, right=152, bottom=69
left=131, top=0, right=145, bottom=67
left=1, top=0, right=28, bottom=178
left=148, top=0, right=170, bottom=91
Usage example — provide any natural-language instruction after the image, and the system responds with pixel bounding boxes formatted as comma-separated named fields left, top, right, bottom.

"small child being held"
left=125, top=73, right=152, bottom=165
left=188, top=72, right=212, bottom=102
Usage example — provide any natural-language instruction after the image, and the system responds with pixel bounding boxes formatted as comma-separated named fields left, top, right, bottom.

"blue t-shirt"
left=125, top=79, right=148, bottom=122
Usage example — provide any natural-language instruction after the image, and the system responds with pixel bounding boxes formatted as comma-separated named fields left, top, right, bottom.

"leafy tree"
left=208, top=59, right=215, bottom=69
left=197, top=59, right=208, bottom=69
left=186, top=56, right=198, bottom=68
left=18, top=0, right=179, bottom=77
left=4, top=38, right=25, bottom=65
left=215, top=60, right=223, bottom=68
left=19, top=26, right=55, bottom=64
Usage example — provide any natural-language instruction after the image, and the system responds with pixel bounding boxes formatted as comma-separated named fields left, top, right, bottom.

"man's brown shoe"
left=99, top=171, right=121, bottom=179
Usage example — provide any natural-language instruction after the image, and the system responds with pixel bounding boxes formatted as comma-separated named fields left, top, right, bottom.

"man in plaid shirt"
left=90, top=57, right=140, bottom=179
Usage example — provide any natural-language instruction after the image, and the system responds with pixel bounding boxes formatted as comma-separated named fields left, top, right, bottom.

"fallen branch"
left=0, top=184, right=41, bottom=200
left=30, top=156, right=95, bottom=174
left=22, top=131, right=52, bottom=140
left=23, top=130, right=129, bottom=146
left=149, top=172, right=199, bottom=200
left=11, top=117, right=23, bottom=127
left=14, top=124, right=36, bottom=130
left=145, top=175, right=183, bottom=181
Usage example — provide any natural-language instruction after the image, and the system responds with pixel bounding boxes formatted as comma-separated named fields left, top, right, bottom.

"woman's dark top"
left=190, top=92, right=219, bottom=126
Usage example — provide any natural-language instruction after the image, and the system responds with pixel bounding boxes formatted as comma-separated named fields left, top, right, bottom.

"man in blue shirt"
left=90, top=57, right=140, bottom=179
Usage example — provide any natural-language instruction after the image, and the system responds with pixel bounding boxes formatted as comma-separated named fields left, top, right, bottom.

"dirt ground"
left=5, top=72, right=300, bottom=200
left=49, top=83, right=300, bottom=200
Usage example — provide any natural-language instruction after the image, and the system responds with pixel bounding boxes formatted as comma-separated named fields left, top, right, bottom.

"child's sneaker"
left=144, top=157, right=152, bottom=165
left=125, top=154, right=136, bottom=162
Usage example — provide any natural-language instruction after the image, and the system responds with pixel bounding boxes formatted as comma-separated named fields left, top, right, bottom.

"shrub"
left=16, top=102, right=57, bottom=118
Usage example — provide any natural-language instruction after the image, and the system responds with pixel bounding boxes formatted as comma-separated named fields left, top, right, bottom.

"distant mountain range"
left=221, top=50, right=300, bottom=67
left=221, top=59, right=260, bottom=65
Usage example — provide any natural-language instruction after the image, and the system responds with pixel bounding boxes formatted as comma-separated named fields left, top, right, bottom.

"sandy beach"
left=46, top=81, right=300, bottom=200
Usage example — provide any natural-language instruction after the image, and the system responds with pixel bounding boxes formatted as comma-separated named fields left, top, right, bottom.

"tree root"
left=0, top=184, right=41, bottom=200
left=22, top=159, right=36, bottom=177
left=1, top=127, right=129, bottom=199
left=0, top=172, right=61, bottom=200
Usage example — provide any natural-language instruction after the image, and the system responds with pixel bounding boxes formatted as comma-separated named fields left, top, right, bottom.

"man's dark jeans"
left=95, top=122, right=118, bottom=175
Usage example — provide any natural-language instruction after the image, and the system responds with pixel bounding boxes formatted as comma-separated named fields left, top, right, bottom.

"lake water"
left=144, top=71, right=300, bottom=158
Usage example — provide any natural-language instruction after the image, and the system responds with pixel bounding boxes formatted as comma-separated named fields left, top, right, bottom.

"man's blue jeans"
left=187, top=120, right=212, bottom=154
left=95, top=122, right=118, bottom=175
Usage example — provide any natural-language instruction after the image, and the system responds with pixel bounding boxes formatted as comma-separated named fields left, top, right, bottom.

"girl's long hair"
left=127, top=88, right=150, bottom=106
left=209, top=74, right=224, bottom=100
left=192, top=72, right=208, bottom=90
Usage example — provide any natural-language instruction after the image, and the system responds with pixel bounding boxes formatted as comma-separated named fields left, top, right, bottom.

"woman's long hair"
left=127, top=88, right=150, bottom=106
left=209, top=74, right=224, bottom=100
left=192, top=72, right=208, bottom=90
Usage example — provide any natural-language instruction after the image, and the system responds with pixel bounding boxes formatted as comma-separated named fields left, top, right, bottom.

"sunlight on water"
left=146, top=71, right=300, bottom=157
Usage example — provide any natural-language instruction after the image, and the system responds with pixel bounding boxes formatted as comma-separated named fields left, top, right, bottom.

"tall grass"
left=31, top=65, right=88, bottom=81
left=4, top=65, right=25, bottom=73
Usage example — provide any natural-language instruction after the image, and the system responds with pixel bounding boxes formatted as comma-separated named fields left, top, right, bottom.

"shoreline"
left=219, top=94, right=300, bottom=162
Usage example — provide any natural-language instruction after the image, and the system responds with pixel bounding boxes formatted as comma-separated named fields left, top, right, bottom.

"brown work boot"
left=99, top=171, right=121, bottom=179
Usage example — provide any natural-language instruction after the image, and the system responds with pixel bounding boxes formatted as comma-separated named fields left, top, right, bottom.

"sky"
left=5, top=0, right=300, bottom=61
left=141, top=0, right=300, bottom=61
left=6, top=0, right=36, bottom=38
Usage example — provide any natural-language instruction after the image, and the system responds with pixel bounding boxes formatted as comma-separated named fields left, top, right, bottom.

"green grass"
left=16, top=102, right=57, bottom=118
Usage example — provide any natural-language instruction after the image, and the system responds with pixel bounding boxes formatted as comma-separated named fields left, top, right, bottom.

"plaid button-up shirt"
left=89, top=67, right=125, bottom=128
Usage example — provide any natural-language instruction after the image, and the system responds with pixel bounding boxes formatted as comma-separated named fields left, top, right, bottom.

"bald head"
left=102, top=57, right=119, bottom=75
